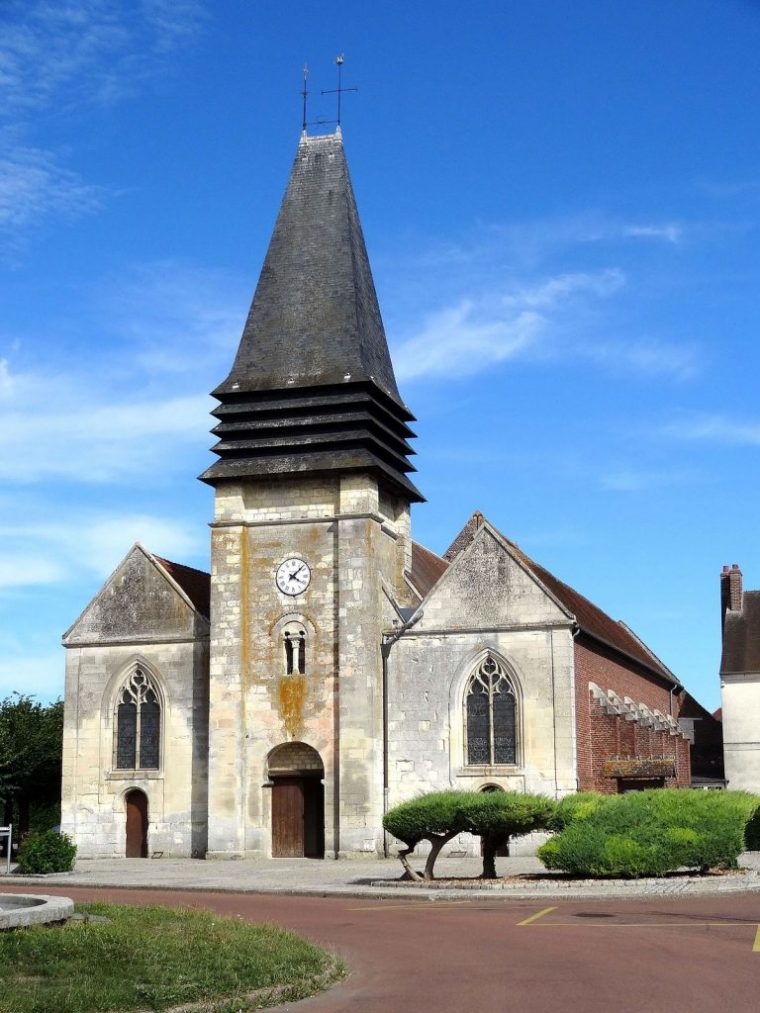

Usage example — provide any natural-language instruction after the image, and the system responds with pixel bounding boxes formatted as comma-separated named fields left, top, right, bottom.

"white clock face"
left=276, top=557, right=311, bottom=596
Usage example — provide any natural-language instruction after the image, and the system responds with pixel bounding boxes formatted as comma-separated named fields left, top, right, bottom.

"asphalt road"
left=5, top=885, right=760, bottom=1011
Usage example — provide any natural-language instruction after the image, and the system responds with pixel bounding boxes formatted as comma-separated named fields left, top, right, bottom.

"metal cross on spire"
left=321, top=54, right=358, bottom=128
left=301, top=63, right=309, bottom=132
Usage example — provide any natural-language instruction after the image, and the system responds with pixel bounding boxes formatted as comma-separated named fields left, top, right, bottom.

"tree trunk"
left=397, top=845, right=424, bottom=882
left=423, top=830, right=460, bottom=880
left=19, top=795, right=30, bottom=837
left=481, top=834, right=506, bottom=879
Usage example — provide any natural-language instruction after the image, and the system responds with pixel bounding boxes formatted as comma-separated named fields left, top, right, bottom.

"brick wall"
left=574, top=635, right=690, bottom=793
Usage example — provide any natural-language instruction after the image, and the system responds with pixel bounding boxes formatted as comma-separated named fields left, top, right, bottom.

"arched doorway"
left=125, top=789, right=148, bottom=858
left=267, top=743, right=324, bottom=858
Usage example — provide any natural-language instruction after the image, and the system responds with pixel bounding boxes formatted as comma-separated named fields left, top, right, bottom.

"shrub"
left=538, top=789, right=759, bottom=878
left=16, top=830, right=76, bottom=874
left=547, top=792, right=610, bottom=831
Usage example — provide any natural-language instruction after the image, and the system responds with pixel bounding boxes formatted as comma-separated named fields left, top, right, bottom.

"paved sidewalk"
left=4, top=852, right=760, bottom=900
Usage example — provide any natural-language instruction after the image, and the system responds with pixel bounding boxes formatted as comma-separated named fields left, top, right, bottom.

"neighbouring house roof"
left=428, top=511, right=680, bottom=686
left=154, top=556, right=211, bottom=621
left=721, top=590, right=760, bottom=673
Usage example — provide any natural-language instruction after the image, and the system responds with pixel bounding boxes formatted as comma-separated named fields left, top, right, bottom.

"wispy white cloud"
left=0, top=1, right=204, bottom=243
left=0, top=144, right=103, bottom=236
left=501, top=269, right=625, bottom=309
left=577, top=337, right=700, bottom=381
left=663, top=414, right=760, bottom=446
left=599, top=467, right=700, bottom=493
left=0, top=0, right=205, bottom=113
left=0, top=512, right=204, bottom=590
left=622, top=224, right=682, bottom=244
left=394, top=303, right=543, bottom=381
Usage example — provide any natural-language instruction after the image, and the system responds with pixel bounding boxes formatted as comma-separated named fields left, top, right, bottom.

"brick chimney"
left=720, top=563, right=743, bottom=633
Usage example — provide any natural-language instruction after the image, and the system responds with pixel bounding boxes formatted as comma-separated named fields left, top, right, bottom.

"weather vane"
left=321, top=54, right=358, bottom=128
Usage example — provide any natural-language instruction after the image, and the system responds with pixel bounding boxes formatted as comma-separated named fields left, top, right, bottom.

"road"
left=5, top=885, right=760, bottom=1011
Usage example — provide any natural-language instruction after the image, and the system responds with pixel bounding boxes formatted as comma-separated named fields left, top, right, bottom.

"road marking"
left=753, top=926, right=760, bottom=952
left=517, top=906, right=557, bottom=926
left=349, top=901, right=473, bottom=912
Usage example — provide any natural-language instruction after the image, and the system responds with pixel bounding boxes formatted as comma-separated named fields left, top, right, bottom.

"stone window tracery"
left=464, top=655, right=516, bottom=765
left=115, top=668, right=161, bottom=770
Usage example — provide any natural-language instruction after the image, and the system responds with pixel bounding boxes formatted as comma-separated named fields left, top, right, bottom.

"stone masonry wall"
left=207, top=473, right=412, bottom=858
left=61, top=639, right=209, bottom=857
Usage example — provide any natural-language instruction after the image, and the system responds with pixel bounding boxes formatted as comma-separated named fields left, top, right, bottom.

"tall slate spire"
left=201, top=131, right=423, bottom=502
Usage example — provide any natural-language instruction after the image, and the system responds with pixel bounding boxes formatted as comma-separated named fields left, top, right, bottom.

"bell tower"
left=201, top=129, right=422, bottom=858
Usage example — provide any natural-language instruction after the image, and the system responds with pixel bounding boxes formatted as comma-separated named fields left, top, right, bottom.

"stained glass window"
left=115, top=669, right=161, bottom=770
left=465, top=656, right=516, bottom=765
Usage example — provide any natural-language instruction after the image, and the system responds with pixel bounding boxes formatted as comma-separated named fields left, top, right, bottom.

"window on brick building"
left=465, top=655, right=517, bottom=765
left=115, top=668, right=161, bottom=770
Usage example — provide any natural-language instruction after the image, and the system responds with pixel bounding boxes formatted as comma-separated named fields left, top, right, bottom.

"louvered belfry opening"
left=200, top=130, right=422, bottom=502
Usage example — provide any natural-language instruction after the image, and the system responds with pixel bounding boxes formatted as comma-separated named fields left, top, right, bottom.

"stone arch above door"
left=267, top=741, right=324, bottom=778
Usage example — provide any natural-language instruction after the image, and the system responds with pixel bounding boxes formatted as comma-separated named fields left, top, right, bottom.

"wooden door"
left=271, top=778, right=305, bottom=857
left=125, top=790, right=148, bottom=858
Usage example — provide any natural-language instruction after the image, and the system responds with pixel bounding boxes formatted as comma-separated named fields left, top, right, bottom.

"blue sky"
left=1, top=0, right=759, bottom=710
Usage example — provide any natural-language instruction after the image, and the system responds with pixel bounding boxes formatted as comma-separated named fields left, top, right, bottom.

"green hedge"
left=539, top=789, right=760, bottom=878
left=546, top=792, right=611, bottom=831
left=16, top=830, right=77, bottom=874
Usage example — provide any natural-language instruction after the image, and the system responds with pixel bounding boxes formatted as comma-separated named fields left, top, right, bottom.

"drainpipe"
left=381, top=609, right=424, bottom=857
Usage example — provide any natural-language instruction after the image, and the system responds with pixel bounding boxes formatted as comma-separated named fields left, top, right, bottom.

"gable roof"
left=721, top=590, right=760, bottom=673
left=154, top=556, right=210, bottom=621
left=406, top=541, right=449, bottom=598
left=434, top=511, right=679, bottom=686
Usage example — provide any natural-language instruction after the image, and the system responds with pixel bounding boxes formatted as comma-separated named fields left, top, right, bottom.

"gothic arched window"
left=465, top=655, right=517, bottom=765
left=115, top=668, right=161, bottom=770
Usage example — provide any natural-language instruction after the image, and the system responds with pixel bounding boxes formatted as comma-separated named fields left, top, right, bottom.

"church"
left=61, top=129, right=692, bottom=860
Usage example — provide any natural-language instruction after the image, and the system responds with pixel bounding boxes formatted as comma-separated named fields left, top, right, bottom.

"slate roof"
left=154, top=556, right=210, bottom=620
left=201, top=131, right=422, bottom=502
left=438, top=511, right=679, bottom=686
left=721, top=590, right=760, bottom=673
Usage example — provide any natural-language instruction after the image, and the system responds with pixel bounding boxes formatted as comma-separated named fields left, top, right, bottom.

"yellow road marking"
left=350, top=901, right=472, bottom=912
left=531, top=921, right=753, bottom=929
left=517, top=906, right=557, bottom=926
left=753, top=926, right=760, bottom=951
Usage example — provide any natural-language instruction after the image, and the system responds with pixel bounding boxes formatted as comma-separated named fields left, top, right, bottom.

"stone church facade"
left=61, top=130, right=691, bottom=860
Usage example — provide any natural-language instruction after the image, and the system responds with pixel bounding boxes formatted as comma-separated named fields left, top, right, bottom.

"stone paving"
left=4, top=852, right=760, bottom=900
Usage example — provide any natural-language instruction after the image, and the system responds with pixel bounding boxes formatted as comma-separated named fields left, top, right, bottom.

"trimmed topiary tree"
left=538, top=789, right=760, bottom=878
left=16, top=830, right=76, bottom=874
left=383, top=790, right=556, bottom=880
left=454, top=792, right=556, bottom=878
left=383, top=791, right=469, bottom=881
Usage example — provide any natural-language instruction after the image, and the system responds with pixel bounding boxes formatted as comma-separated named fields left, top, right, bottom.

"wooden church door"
left=125, top=789, right=148, bottom=858
left=271, top=778, right=304, bottom=857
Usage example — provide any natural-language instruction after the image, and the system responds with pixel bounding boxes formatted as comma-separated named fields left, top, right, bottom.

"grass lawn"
left=0, top=902, right=345, bottom=1012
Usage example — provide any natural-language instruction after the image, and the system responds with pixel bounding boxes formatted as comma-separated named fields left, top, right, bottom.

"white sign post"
left=0, top=825, right=12, bottom=874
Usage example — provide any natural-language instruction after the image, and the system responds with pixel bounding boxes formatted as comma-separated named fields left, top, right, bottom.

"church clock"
left=275, top=557, right=311, bottom=596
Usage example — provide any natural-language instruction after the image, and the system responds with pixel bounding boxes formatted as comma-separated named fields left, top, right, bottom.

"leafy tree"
left=0, top=694, right=63, bottom=840
left=383, top=790, right=556, bottom=880
left=455, top=792, right=556, bottom=878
